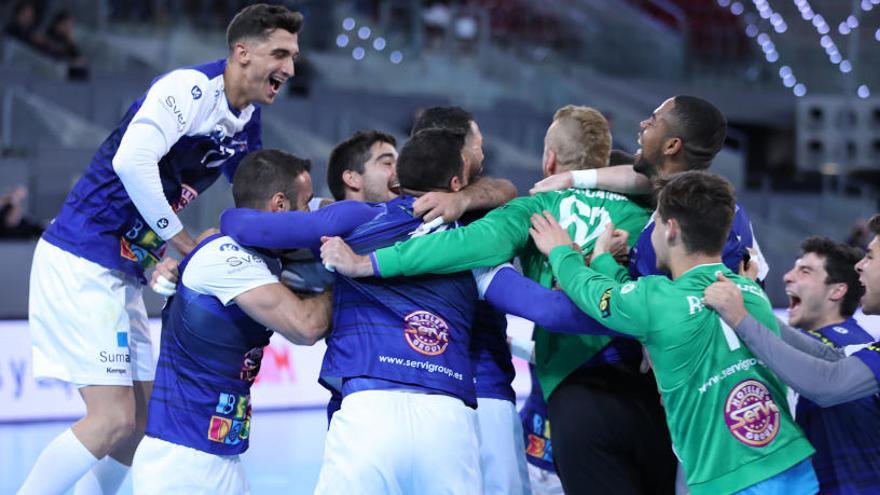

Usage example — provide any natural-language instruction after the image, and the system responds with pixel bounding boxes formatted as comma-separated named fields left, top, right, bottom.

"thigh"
left=29, top=240, right=138, bottom=386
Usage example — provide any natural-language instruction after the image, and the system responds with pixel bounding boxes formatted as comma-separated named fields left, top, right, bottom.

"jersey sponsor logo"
left=239, top=347, right=264, bottom=382
left=226, top=253, right=264, bottom=272
left=191, top=85, right=202, bottom=99
left=724, top=379, right=781, bottom=447
left=598, top=288, right=612, bottom=318
left=98, top=350, right=130, bottom=364
left=403, top=310, right=450, bottom=356
left=156, top=218, right=169, bottom=229
left=209, top=393, right=252, bottom=444
left=526, top=434, right=548, bottom=460
left=832, top=326, right=849, bottom=335
left=220, top=243, right=240, bottom=252
left=620, top=283, right=636, bottom=294
left=160, top=96, right=187, bottom=133
left=171, top=184, right=198, bottom=213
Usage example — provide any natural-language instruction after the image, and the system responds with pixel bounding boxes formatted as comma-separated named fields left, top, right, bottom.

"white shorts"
left=526, top=464, right=564, bottom=495
left=29, top=239, right=154, bottom=386
left=132, top=435, right=248, bottom=495
left=475, top=397, right=532, bottom=495
left=315, top=389, right=482, bottom=495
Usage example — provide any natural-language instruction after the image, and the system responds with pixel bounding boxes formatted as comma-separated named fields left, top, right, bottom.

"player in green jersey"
left=527, top=170, right=816, bottom=495
left=321, top=106, right=679, bottom=494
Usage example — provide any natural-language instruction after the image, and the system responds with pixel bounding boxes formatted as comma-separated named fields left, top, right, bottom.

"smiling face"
left=783, top=252, right=840, bottom=330
left=360, top=141, right=399, bottom=202
left=236, top=29, right=300, bottom=105
left=856, top=235, right=880, bottom=315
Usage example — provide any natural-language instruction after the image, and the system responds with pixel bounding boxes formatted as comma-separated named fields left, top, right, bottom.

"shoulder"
left=185, top=236, right=269, bottom=277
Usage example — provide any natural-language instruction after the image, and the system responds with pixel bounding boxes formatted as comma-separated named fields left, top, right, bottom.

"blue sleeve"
left=483, top=267, right=624, bottom=337
left=220, top=200, right=379, bottom=251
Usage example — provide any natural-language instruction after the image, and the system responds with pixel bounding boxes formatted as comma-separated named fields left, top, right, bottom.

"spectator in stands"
left=0, top=185, right=43, bottom=239
left=4, top=1, right=46, bottom=50
left=42, top=11, right=89, bottom=80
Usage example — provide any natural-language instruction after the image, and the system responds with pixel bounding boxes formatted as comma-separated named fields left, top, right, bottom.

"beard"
left=633, top=150, right=660, bottom=178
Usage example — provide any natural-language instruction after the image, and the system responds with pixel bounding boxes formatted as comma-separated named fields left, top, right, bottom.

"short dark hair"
left=411, top=106, right=474, bottom=136
left=232, top=149, right=311, bottom=209
left=800, top=236, right=865, bottom=317
left=869, top=214, right=880, bottom=236
left=666, top=95, right=727, bottom=171
left=656, top=171, right=735, bottom=256
left=396, top=128, right=465, bottom=192
left=226, top=4, right=304, bottom=50
left=326, top=130, right=397, bottom=200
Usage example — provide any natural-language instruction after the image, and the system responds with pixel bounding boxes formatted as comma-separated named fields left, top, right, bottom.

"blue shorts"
left=736, top=459, right=817, bottom=495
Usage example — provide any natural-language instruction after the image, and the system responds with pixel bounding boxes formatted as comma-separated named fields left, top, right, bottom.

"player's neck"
left=668, top=251, right=723, bottom=280
left=805, top=311, right=847, bottom=332
left=223, top=64, right=248, bottom=111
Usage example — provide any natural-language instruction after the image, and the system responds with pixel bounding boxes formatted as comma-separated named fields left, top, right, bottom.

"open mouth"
left=269, top=74, right=286, bottom=93
left=786, top=290, right=801, bottom=314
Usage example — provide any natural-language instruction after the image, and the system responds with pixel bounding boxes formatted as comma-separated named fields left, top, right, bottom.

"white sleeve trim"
left=472, top=262, right=515, bottom=300
left=182, top=239, right=280, bottom=306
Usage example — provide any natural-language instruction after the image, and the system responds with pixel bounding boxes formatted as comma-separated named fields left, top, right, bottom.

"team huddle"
left=17, top=4, right=880, bottom=495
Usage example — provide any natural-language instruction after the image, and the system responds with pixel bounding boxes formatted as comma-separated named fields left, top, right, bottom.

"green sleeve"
left=589, top=252, right=634, bottom=284
left=549, top=245, right=650, bottom=338
left=374, top=196, right=542, bottom=277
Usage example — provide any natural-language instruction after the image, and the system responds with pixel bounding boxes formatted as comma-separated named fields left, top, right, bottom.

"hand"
left=150, top=257, right=179, bottom=297
left=412, top=191, right=469, bottom=223
left=592, top=223, right=629, bottom=260
left=703, top=272, right=748, bottom=327
left=169, top=229, right=197, bottom=257
left=529, top=211, right=574, bottom=257
left=530, top=172, right=573, bottom=195
left=320, top=236, right=374, bottom=277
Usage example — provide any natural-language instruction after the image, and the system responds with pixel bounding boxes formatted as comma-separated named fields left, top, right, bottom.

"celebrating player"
left=529, top=171, right=817, bottom=494
left=21, top=4, right=302, bottom=494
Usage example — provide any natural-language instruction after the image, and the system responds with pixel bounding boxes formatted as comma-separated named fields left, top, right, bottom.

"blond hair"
left=548, top=106, right=611, bottom=171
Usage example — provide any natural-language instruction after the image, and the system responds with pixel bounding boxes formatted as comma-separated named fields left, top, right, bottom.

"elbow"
left=498, top=179, right=518, bottom=201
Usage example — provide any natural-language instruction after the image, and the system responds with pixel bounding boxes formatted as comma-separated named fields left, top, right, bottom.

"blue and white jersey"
left=629, top=203, right=768, bottom=281
left=319, top=196, right=494, bottom=408
left=146, top=234, right=279, bottom=456
left=43, top=59, right=262, bottom=281
left=796, top=318, right=880, bottom=494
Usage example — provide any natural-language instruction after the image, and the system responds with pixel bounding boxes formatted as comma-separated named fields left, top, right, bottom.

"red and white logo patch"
left=403, top=310, right=450, bottom=356
left=724, top=379, right=780, bottom=447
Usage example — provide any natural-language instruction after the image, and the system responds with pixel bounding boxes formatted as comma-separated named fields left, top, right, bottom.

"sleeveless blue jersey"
left=796, top=318, right=880, bottom=494
left=146, top=234, right=277, bottom=456
left=319, top=196, right=480, bottom=407
left=43, top=59, right=262, bottom=282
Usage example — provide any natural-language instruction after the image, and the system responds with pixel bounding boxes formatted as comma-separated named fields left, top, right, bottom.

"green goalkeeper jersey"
left=373, top=189, right=650, bottom=400
left=551, top=247, right=814, bottom=495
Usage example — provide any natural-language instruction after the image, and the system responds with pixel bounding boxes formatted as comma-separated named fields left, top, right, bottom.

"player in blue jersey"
left=20, top=5, right=303, bottom=494
left=409, top=106, right=530, bottom=495
left=130, top=149, right=330, bottom=494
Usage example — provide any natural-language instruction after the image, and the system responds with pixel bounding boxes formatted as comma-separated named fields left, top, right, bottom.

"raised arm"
left=530, top=166, right=652, bottom=196
left=220, top=200, right=378, bottom=251
left=413, top=175, right=518, bottom=223
left=728, top=315, right=878, bottom=407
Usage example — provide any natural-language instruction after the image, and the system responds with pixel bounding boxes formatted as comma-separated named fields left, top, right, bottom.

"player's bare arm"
left=234, top=283, right=331, bottom=345
left=530, top=165, right=652, bottom=195
left=413, top=176, right=517, bottom=223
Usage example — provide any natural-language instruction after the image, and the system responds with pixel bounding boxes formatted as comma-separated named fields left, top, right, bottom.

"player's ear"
left=342, top=170, right=361, bottom=191
left=449, top=175, right=463, bottom=193
left=664, top=137, right=682, bottom=157
left=233, top=41, right=250, bottom=65
left=269, top=192, right=290, bottom=212
left=543, top=149, right=557, bottom=177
